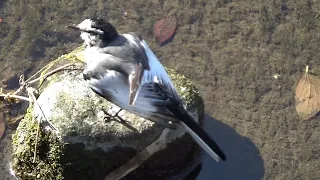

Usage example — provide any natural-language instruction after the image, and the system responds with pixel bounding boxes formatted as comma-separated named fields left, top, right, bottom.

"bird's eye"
left=92, top=19, right=105, bottom=30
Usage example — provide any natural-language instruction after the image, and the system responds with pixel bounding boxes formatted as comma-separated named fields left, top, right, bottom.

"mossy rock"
left=11, top=46, right=205, bottom=180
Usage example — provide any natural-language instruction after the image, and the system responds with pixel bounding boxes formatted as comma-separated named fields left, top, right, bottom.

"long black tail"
left=166, top=104, right=226, bottom=162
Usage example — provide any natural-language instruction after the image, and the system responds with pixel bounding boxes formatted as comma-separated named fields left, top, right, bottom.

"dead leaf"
left=295, top=66, right=320, bottom=120
left=0, top=112, right=5, bottom=139
left=153, top=16, right=177, bottom=45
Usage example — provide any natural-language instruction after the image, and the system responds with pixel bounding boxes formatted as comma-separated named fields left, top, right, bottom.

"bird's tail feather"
left=166, top=104, right=226, bottom=162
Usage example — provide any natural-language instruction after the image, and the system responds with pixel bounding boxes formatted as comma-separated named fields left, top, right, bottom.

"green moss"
left=11, top=105, right=136, bottom=180
left=11, top=106, right=65, bottom=180
left=50, top=91, right=111, bottom=138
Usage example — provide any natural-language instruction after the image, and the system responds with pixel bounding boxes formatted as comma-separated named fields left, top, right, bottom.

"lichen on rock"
left=11, top=46, right=205, bottom=180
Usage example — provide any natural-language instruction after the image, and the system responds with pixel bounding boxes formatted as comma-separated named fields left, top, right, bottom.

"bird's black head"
left=67, top=18, right=119, bottom=46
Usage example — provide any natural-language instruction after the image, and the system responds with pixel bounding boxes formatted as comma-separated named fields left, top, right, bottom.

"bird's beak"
left=66, top=24, right=104, bottom=35
left=66, top=24, right=79, bottom=30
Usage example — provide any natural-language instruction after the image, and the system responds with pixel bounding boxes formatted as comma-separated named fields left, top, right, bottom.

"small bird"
left=67, top=18, right=226, bottom=162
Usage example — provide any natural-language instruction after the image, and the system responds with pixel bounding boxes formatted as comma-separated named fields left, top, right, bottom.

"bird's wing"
left=122, top=33, right=181, bottom=105
left=98, top=81, right=179, bottom=127
left=83, top=52, right=135, bottom=81
left=83, top=45, right=177, bottom=108
left=120, top=33, right=151, bottom=105
left=98, top=32, right=180, bottom=106
left=128, top=63, right=144, bottom=105
left=96, top=33, right=150, bottom=105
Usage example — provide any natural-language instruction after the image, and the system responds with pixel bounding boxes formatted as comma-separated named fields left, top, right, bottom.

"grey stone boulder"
left=10, top=47, right=205, bottom=180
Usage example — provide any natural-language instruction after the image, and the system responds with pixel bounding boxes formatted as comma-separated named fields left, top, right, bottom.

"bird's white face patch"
left=77, top=19, right=94, bottom=30
left=77, top=19, right=103, bottom=46
left=77, top=19, right=103, bottom=34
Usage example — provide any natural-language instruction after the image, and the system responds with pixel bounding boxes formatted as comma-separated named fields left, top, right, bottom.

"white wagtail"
left=67, top=18, right=226, bottom=162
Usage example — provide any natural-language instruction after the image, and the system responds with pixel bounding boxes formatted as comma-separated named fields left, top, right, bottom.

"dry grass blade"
left=0, top=112, right=5, bottom=140
left=295, top=66, right=320, bottom=120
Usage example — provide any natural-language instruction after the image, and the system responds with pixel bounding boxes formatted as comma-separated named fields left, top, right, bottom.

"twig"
left=0, top=94, right=31, bottom=102
left=12, top=86, right=25, bottom=96
left=25, top=63, right=52, bottom=83
left=105, top=128, right=170, bottom=180
left=26, top=63, right=77, bottom=85
left=12, top=75, right=27, bottom=96
left=9, top=63, right=80, bottom=97
left=33, top=110, right=40, bottom=163
left=26, top=87, right=46, bottom=163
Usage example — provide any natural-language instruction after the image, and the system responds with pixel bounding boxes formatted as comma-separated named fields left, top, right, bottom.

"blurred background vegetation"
left=1, top=0, right=320, bottom=179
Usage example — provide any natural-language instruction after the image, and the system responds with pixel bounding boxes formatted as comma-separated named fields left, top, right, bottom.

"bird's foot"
left=102, top=109, right=125, bottom=122
left=101, top=108, right=138, bottom=132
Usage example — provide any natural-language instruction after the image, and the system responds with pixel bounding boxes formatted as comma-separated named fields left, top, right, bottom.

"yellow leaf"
left=295, top=66, right=320, bottom=120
